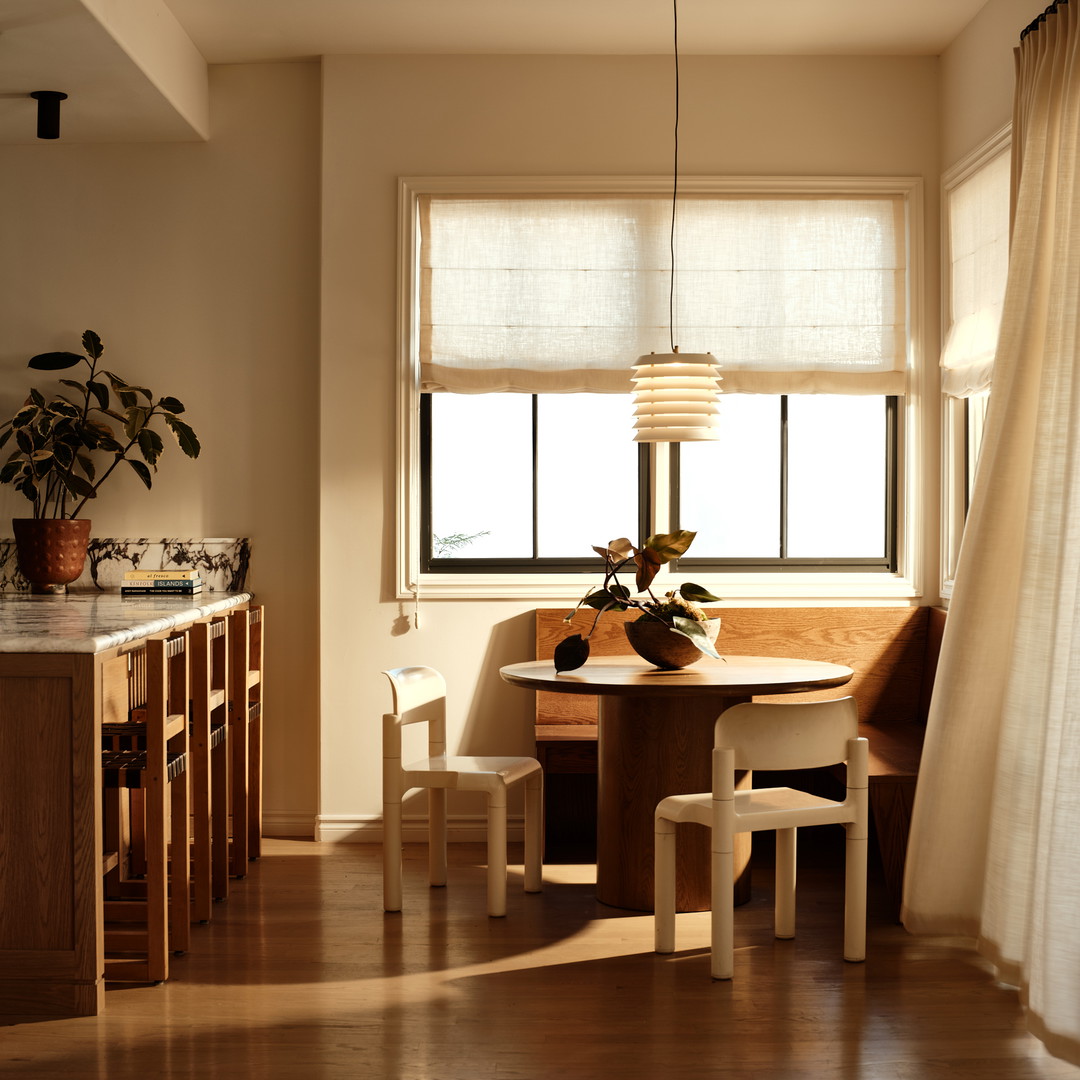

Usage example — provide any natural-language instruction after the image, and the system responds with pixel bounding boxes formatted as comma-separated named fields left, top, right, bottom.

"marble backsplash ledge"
left=0, top=538, right=251, bottom=593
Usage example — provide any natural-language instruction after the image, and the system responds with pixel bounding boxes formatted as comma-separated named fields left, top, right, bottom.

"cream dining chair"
left=381, top=666, right=543, bottom=917
left=654, top=696, right=868, bottom=979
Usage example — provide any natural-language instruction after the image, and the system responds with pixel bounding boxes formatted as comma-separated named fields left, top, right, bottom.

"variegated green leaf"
left=87, top=380, right=110, bottom=411
left=11, top=403, right=38, bottom=429
left=671, top=615, right=721, bottom=660
left=164, top=415, right=201, bottom=458
left=137, top=427, right=164, bottom=467
left=126, top=458, right=153, bottom=490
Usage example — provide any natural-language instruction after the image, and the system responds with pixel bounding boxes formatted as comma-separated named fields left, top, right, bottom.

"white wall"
left=0, top=38, right=1027, bottom=839
left=318, top=54, right=942, bottom=838
left=941, top=0, right=1046, bottom=166
left=0, top=62, right=322, bottom=835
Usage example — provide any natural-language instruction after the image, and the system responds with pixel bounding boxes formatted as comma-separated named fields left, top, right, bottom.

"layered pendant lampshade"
left=630, top=0, right=722, bottom=443
left=632, top=349, right=722, bottom=442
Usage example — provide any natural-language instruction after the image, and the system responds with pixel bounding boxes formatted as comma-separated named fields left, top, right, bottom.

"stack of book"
left=120, top=569, right=203, bottom=596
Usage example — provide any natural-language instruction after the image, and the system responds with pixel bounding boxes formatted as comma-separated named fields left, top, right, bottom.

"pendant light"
left=632, top=0, right=721, bottom=443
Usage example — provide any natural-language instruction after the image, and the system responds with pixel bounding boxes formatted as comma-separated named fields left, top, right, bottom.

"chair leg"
left=486, top=788, right=508, bottom=917
left=428, top=788, right=447, bottom=888
left=654, top=815, right=677, bottom=954
left=523, top=772, right=543, bottom=894
left=775, top=827, right=797, bottom=939
left=383, top=796, right=404, bottom=912
left=711, top=836, right=735, bottom=980
left=844, top=829, right=867, bottom=962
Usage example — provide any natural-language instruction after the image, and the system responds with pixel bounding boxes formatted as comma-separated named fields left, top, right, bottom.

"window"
left=675, top=395, right=895, bottom=569
left=941, top=131, right=1011, bottom=590
left=422, top=393, right=645, bottom=568
left=398, top=176, right=923, bottom=599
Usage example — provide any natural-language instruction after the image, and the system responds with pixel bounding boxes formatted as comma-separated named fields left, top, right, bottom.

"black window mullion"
left=779, top=395, right=789, bottom=559
left=885, top=395, right=899, bottom=568
left=420, top=393, right=433, bottom=566
left=531, top=395, right=540, bottom=559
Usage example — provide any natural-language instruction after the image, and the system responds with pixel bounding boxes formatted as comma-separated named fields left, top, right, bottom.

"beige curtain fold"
left=419, top=193, right=907, bottom=395
left=903, top=2, right=1080, bottom=1066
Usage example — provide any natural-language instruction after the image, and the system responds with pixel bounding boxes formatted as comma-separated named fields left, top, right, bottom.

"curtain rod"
left=1020, top=0, right=1069, bottom=41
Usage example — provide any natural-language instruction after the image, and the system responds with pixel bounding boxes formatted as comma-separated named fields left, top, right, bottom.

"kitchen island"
left=0, top=590, right=255, bottom=1018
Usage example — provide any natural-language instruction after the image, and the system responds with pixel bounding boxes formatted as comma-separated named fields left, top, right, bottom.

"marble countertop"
left=0, top=590, right=254, bottom=653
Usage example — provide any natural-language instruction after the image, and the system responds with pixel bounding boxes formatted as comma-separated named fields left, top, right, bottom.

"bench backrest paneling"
left=536, top=606, right=937, bottom=727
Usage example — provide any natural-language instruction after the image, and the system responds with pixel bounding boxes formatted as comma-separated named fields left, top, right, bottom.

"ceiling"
left=0, top=0, right=994, bottom=143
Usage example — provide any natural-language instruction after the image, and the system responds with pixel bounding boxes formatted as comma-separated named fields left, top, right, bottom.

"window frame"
left=397, top=175, right=926, bottom=602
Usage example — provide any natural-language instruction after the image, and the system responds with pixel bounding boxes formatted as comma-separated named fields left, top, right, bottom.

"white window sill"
left=404, top=570, right=923, bottom=604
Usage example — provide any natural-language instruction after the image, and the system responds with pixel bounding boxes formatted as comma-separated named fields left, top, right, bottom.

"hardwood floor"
left=2, top=835, right=1076, bottom=1079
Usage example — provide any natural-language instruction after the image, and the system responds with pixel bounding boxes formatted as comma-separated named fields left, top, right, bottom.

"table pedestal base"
left=596, top=692, right=751, bottom=912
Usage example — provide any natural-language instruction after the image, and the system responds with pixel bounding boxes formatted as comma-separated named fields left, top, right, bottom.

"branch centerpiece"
left=555, top=530, right=723, bottom=672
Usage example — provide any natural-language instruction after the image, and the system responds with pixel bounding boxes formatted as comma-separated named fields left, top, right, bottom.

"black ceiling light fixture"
left=30, top=91, right=68, bottom=140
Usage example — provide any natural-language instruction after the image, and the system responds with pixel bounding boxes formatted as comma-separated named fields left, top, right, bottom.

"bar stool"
left=229, top=605, right=264, bottom=876
left=189, top=618, right=230, bottom=921
left=101, top=633, right=191, bottom=983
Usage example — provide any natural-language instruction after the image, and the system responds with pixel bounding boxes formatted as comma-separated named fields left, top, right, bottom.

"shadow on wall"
left=459, top=610, right=536, bottom=758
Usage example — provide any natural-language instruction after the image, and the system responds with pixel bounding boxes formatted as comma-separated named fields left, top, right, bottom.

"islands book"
left=121, top=577, right=204, bottom=589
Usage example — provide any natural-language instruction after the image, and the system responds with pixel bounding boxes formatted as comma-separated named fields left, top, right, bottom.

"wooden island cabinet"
left=0, top=591, right=257, bottom=1018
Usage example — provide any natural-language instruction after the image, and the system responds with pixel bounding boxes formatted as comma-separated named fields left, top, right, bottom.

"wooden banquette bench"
left=534, top=605, right=946, bottom=912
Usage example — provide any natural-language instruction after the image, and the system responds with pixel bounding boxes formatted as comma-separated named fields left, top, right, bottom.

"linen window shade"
left=419, top=194, right=908, bottom=396
left=940, top=150, right=1011, bottom=398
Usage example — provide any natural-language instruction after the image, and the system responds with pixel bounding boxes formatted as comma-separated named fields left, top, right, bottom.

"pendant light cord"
left=669, top=0, right=680, bottom=354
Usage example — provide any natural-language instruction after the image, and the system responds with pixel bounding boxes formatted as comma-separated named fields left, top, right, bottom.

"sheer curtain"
left=902, top=2, right=1080, bottom=1066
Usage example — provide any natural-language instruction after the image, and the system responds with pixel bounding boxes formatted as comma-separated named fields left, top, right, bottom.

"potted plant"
left=0, top=330, right=201, bottom=592
left=555, top=530, right=723, bottom=672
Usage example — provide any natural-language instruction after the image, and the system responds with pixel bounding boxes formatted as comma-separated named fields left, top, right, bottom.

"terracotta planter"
left=624, top=616, right=721, bottom=670
left=12, top=518, right=92, bottom=594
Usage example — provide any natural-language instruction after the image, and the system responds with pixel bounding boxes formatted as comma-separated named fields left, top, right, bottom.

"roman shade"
left=418, top=193, right=908, bottom=396
left=940, top=149, right=1011, bottom=398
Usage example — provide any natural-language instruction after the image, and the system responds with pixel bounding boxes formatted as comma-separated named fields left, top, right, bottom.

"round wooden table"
left=501, top=654, right=854, bottom=912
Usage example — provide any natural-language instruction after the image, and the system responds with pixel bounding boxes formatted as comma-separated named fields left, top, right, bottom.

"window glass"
left=679, top=397, right=781, bottom=557
left=428, top=394, right=533, bottom=558
left=679, top=396, right=889, bottom=563
left=536, top=395, right=638, bottom=557
left=788, top=396, right=887, bottom=558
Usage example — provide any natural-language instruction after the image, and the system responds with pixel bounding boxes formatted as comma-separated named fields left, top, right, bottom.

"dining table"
left=500, top=653, right=854, bottom=912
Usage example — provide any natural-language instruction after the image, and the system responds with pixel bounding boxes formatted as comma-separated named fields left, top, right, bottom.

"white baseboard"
left=314, top=813, right=529, bottom=844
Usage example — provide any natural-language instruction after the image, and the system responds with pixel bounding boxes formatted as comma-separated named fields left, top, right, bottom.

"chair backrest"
left=715, top=697, right=859, bottom=772
left=382, top=666, right=447, bottom=757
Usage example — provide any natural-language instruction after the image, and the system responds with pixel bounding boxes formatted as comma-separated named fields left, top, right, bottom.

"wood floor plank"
left=0, top=837, right=1075, bottom=1079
